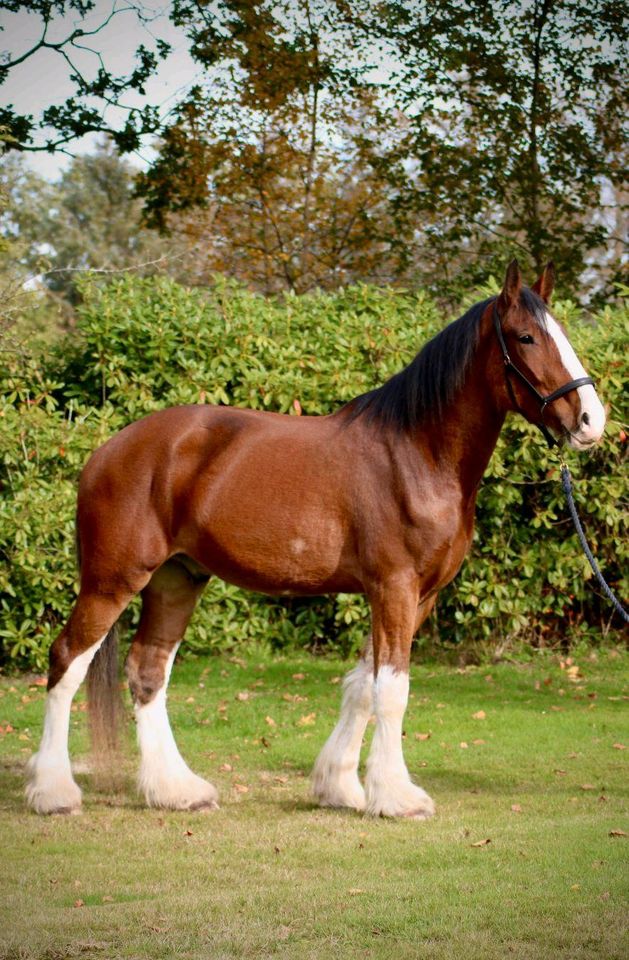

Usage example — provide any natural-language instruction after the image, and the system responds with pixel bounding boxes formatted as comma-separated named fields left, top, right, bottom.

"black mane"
left=345, top=289, right=548, bottom=432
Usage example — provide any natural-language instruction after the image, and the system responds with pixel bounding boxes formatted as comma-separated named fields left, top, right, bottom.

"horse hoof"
left=403, top=807, right=435, bottom=820
left=187, top=799, right=220, bottom=813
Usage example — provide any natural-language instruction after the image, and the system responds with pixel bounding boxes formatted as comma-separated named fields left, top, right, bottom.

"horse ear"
left=532, top=262, right=555, bottom=303
left=499, top=259, right=522, bottom=308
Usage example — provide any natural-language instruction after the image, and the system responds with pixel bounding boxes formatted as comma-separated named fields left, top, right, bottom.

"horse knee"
left=125, top=649, right=169, bottom=706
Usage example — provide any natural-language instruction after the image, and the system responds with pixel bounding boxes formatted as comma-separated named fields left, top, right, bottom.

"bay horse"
left=26, top=261, right=606, bottom=818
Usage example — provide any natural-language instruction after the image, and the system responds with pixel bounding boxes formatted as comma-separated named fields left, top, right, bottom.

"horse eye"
left=518, top=334, right=535, bottom=344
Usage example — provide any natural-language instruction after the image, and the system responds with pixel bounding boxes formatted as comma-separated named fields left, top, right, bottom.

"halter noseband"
left=492, top=304, right=595, bottom=448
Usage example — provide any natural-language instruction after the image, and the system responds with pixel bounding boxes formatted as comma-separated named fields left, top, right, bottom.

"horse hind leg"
left=312, top=640, right=374, bottom=811
left=126, top=558, right=218, bottom=812
left=26, top=590, right=131, bottom=814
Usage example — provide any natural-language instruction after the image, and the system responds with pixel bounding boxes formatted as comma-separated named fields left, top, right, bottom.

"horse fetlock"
left=25, top=757, right=82, bottom=815
left=364, top=773, right=435, bottom=819
left=139, top=767, right=219, bottom=811
left=312, top=755, right=366, bottom=811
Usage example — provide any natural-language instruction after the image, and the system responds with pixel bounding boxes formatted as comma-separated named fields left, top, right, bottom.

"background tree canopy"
left=1, top=0, right=627, bottom=303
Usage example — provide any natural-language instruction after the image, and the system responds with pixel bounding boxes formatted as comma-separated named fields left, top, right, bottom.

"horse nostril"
left=581, top=411, right=590, bottom=427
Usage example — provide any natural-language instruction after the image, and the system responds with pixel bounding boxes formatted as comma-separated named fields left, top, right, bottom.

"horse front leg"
left=365, top=581, right=436, bottom=819
left=312, top=638, right=374, bottom=811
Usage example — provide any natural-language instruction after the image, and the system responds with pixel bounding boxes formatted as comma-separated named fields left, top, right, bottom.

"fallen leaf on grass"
left=471, top=838, right=491, bottom=847
left=566, top=665, right=583, bottom=683
left=73, top=900, right=84, bottom=908
left=102, top=895, right=113, bottom=903
left=233, top=784, right=249, bottom=794
left=459, top=742, right=468, bottom=749
left=265, top=716, right=276, bottom=727
left=184, top=829, right=193, bottom=836
left=580, top=784, right=596, bottom=791
left=511, top=804, right=522, bottom=813
left=329, top=676, right=341, bottom=684
left=236, top=691, right=250, bottom=701
left=472, top=739, right=486, bottom=745
left=348, top=888, right=365, bottom=895
left=219, top=763, right=232, bottom=772
left=415, top=732, right=431, bottom=741
left=609, top=829, right=627, bottom=838
left=612, top=743, right=626, bottom=750
left=292, top=673, right=305, bottom=680
left=472, top=710, right=486, bottom=720
left=297, top=712, right=316, bottom=726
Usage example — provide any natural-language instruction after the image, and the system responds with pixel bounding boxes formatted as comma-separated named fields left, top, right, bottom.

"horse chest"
left=401, top=490, right=475, bottom=589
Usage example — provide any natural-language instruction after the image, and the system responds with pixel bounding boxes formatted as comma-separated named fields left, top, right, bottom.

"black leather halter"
left=492, top=304, right=595, bottom=448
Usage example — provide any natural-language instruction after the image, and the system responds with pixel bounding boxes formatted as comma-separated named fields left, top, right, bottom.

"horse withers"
left=26, top=261, right=606, bottom=818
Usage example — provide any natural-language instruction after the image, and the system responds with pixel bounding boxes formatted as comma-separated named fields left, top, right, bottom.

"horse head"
left=494, top=260, right=606, bottom=449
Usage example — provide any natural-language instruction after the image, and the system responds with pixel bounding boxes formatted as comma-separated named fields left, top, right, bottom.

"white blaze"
left=545, top=313, right=606, bottom=445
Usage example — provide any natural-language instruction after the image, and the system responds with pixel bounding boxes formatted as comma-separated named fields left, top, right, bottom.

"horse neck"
left=417, top=333, right=506, bottom=501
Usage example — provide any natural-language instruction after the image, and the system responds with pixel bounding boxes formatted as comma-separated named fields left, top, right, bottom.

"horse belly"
left=183, top=472, right=359, bottom=595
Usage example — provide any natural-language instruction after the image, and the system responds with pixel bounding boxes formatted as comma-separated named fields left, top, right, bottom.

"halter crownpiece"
left=492, top=304, right=595, bottom=448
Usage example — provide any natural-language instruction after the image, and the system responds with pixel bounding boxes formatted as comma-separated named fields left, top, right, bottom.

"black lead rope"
left=559, top=459, right=629, bottom=624
left=492, top=304, right=627, bottom=623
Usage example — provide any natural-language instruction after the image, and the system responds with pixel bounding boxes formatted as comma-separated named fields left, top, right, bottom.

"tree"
left=334, top=0, right=628, bottom=296
left=1, top=141, right=169, bottom=309
left=2, top=1, right=624, bottom=300
left=137, top=2, right=401, bottom=294
left=0, top=1, right=171, bottom=153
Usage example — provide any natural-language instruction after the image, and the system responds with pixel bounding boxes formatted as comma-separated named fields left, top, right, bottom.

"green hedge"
left=1, top=275, right=627, bottom=671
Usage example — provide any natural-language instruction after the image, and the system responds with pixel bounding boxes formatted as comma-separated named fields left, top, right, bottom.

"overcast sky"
left=0, top=1, right=201, bottom=178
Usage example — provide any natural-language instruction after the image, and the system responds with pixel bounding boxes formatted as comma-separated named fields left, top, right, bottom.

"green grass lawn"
left=0, top=647, right=627, bottom=960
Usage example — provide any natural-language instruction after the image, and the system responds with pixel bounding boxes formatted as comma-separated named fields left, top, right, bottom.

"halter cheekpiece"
left=492, top=304, right=595, bottom=448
